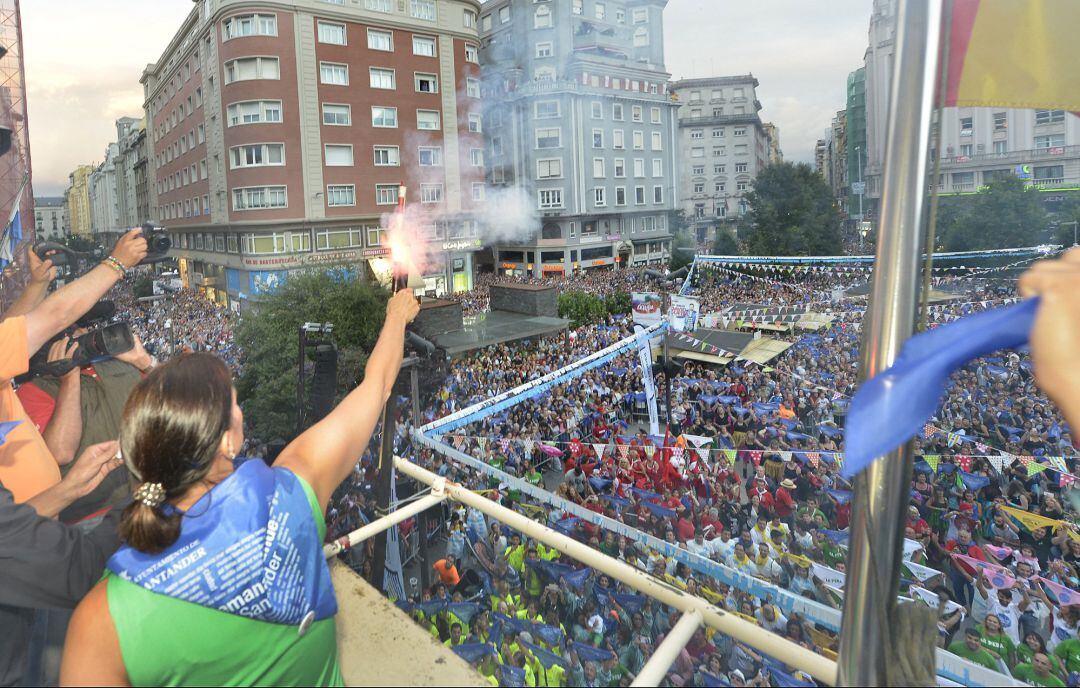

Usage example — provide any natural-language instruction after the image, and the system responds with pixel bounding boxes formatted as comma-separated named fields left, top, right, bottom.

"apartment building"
left=33, top=197, right=67, bottom=242
left=479, top=0, right=677, bottom=276
left=144, top=0, right=484, bottom=309
left=862, top=0, right=1080, bottom=218
left=672, top=75, right=770, bottom=245
left=64, top=165, right=93, bottom=237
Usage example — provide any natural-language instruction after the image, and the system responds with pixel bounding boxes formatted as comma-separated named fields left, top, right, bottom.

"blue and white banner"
left=696, top=245, right=1057, bottom=265
left=108, top=460, right=337, bottom=626
left=631, top=292, right=663, bottom=327
left=383, top=468, right=406, bottom=601
left=421, top=323, right=664, bottom=436
left=637, top=336, right=660, bottom=436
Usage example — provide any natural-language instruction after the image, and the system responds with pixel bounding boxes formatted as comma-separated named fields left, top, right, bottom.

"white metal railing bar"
left=324, top=491, right=447, bottom=558
left=631, top=610, right=703, bottom=687
left=391, top=456, right=839, bottom=685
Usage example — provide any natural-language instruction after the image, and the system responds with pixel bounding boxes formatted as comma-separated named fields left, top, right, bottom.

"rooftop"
left=432, top=310, right=570, bottom=356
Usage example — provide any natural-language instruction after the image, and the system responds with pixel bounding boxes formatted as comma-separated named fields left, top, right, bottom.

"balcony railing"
left=937, top=143, right=1080, bottom=166
left=678, top=113, right=763, bottom=127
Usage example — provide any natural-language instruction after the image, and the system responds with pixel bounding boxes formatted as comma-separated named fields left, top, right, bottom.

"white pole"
left=393, top=456, right=839, bottom=685
left=630, top=610, right=702, bottom=687
left=324, top=493, right=447, bottom=558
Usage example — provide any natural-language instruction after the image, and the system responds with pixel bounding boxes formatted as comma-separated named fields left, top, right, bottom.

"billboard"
left=669, top=296, right=700, bottom=332
left=631, top=292, right=662, bottom=327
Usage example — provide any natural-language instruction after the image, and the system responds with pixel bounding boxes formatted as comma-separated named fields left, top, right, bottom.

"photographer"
left=17, top=331, right=156, bottom=523
left=0, top=229, right=147, bottom=507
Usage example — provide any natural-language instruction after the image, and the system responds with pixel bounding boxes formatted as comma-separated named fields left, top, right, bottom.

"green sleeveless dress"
left=106, top=473, right=343, bottom=686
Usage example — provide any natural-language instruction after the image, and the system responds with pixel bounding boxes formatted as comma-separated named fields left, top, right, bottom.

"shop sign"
left=442, top=239, right=482, bottom=251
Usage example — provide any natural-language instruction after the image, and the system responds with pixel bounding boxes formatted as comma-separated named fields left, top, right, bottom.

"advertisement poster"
left=669, top=296, right=701, bottom=332
left=631, top=292, right=662, bottom=327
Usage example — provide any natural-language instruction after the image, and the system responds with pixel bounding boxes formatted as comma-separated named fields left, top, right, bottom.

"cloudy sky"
left=23, top=0, right=870, bottom=196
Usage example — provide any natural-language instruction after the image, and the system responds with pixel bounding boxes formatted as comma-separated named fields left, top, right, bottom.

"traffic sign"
left=851, top=182, right=866, bottom=194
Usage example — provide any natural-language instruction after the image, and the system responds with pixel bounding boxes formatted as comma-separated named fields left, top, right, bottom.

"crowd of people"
left=368, top=260, right=1080, bottom=686
left=4, top=223, right=1080, bottom=686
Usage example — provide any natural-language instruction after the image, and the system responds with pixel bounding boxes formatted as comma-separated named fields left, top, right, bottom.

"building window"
left=632, top=105, right=643, bottom=123
left=650, top=107, right=661, bottom=124
left=374, top=146, right=400, bottom=166
left=320, top=62, right=349, bottom=85
left=632, top=8, right=648, bottom=23
left=367, top=225, right=387, bottom=246
left=369, top=68, right=396, bottom=89
left=651, top=159, right=662, bottom=177
left=227, top=234, right=239, bottom=252
left=367, top=28, right=393, bottom=51
left=538, top=189, right=563, bottom=209
left=1034, top=165, right=1065, bottom=181
left=465, top=44, right=479, bottom=63
left=416, top=109, right=441, bottom=130
left=634, top=186, right=645, bottom=204
left=499, top=6, right=510, bottom=23
left=371, top=106, right=398, bottom=128
left=594, top=188, right=606, bottom=206
left=222, top=13, right=277, bottom=41
left=536, top=42, right=553, bottom=58
left=223, top=57, right=280, bottom=83
left=615, top=187, right=626, bottom=206
left=534, top=5, right=552, bottom=28
left=693, top=182, right=705, bottom=193
left=417, top=146, right=442, bottom=166
left=593, top=158, right=605, bottom=178
left=229, top=143, right=284, bottom=168
left=324, top=144, right=354, bottom=166
left=591, top=102, right=603, bottom=119
left=715, top=164, right=726, bottom=174
left=1035, top=109, right=1065, bottom=125
left=410, top=0, right=436, bottom=21
left=633, top=27, right=649, bottom=46
left=993, top=112, right=1007, bottom=131
left=715, top=182, right=725, bottom=192
left=326, top=185, right=356, bottom=207
left=420, top=183, right=443, bottom=204
left=1035, top=134, right=1066, bottom=150
left=613, top=159, right=625, bottom=177
left=364, top=0, right=393, bottom=11
left=592, top=129, right=604, bottom=148
left=317, top=21, right=347, bottom=45
left=322, top=103, right=352, bottom=125
left=415, top=73, right=438, bottom=93
left=613, top=103, right=624, bottom=121
left=412, top=35, right=436, bottom=57
left=959, top=116, right=973, bottom=135
left=535, top=101, right=560, bottom=119
left=632, top=131, right=644, bottom=150
left=633, top=159, right=645, bottom=177
left=316, top=227, right=364, bottom=250
left=466, top=78, right=480, bottom=98
left=537, top=159, right=562, bottom=179
left=469, top=149, right=484, bottom=167
left=691, top=129, right=704, bottom=140
left=232, top=186, right=287, bottom=210
left=959, top=143, right=973, bottom=157
left=375, top=184, right=400, bottom=205
left=536, top=128, right=561, bottom=149
left=463, top=10, right=477, bottom=28
left=993, top=140, right=1008, bottom=155
left=226, top=100, right=283, bottom=126
left=735, top=162, right=747, bottom=173
left=650, top=132, right=661, bottom=151
left=468, top=114, right=482, bottom=133
left=736, top=180, right=748, bottom=191
left=653, top=186, right=663, bottom=204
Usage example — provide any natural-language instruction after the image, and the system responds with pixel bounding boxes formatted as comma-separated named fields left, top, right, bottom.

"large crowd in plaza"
left=3, top=228, right=1080, bottom=687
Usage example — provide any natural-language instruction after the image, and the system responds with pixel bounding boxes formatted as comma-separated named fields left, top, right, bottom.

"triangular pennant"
left=923, top=454, right=940, bottom=473
left=955, top=455, right=973, bottom=473
left=643, top=445, right=655, bottom=459
left=593, top=444, right=606, bottom=459
left=1027, top=461, right=1049, bottom=477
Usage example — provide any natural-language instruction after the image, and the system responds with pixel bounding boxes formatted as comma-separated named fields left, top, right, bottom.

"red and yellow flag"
left=944, top=0, right=1080, bottom=111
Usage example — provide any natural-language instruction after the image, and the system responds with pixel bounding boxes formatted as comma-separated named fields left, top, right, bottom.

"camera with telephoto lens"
left=23, top=300, right=135, bottom=379
left=139, top=223, right=172, bottom=264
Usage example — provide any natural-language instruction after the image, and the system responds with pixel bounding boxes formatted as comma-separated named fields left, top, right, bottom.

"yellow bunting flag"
left=1000, top=505, right=1065, bottom=534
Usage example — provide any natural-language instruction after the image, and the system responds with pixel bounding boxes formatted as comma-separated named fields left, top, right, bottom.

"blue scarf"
left=108, top=459, right=337, bottom=626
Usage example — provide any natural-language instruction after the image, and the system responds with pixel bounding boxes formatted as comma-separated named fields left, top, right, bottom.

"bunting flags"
left=903, top=560, right=945, bottom=583
left=1039, top=577, right=1080, bottom=607
left=1000, top=504, right=1066, bottom=534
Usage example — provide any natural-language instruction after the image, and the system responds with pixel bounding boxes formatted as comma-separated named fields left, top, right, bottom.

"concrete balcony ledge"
left=331, top=562, right=485, bottom=687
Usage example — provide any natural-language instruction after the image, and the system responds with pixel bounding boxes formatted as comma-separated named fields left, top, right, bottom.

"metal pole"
left=394, top=456, right=839, bottom=685
left=410, top=365, right=432, bottom=592
left=324, top=493, right=446, bottom=558
left=295, top=327, right=307, bottom=436
left=837, top=1, right=943, bottom=685
left=631, top=610, right=702, bottom=687
left=368, top=391, right=398, bottom=590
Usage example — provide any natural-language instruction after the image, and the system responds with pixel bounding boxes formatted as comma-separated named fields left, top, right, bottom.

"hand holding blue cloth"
left=842, top=299, right=1037, bottom=478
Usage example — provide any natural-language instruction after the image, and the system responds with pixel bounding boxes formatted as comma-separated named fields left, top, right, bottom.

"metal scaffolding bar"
left=630, top=610, right=703, bottom=687
left=324, top=492, right=447, bottom=558
left=837, top=0, right=944, bottom=685
left=392, top=456, right=839, bottom=685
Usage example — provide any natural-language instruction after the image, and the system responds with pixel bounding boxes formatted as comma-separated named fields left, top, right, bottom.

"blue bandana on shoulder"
left=107, top=459, right=338, bottom=626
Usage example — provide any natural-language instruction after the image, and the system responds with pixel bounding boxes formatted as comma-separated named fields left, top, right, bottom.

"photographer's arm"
left=277, top=290, right=419, bottom=509
left=43, top=371, right=82, bottom=467
left=3, top=250, right=55, bottom=319
left=23, top=230, right=147, bottom=356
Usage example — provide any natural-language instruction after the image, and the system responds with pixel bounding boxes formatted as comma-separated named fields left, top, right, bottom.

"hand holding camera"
left=111, top=227, right=149, bottom=269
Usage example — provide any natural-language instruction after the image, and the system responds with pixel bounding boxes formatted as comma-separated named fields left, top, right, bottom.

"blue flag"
left=522, top=640, right=568, bottom=669
left=843, top=299, right=1037, bottom=477
left=499, top=664, right=526, bottom=687
left=453, top=642, right=496, bottom=664
left=958, top=471, right=991, bottom=491
left=571, top=641, right=616, bottom=663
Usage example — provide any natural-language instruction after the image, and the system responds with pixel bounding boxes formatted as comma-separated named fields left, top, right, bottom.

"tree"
left=936, top=176, right=1046, bottom=251
left=132, top=276, right=154, bottom=299
left=1052, top=196, right=1080, bottom=247
left=604, top=291, right=631, bottom=317
left=557, top=290, right=608, bottom=328
left=235, top=272, right=390, bottom=441
left=669, top=230, right=697, bottom=271
left=740, top=162, right=844, bottom=256
left=713, top=229, right=739, bottom=256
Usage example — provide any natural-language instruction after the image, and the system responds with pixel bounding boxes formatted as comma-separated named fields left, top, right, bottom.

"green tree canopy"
left=1052, top=196, right=1080, bottom=247
left=557, top=290, right=608, bottom=328
left=936, top=176, right=1047, bottom=251
left=235, top=271, right=389, bottom=441
left=740, top=162, right=844, bottom=256
left=669, top=229, right=697, bottom=271
left=712, top=229, right=739, bottom=256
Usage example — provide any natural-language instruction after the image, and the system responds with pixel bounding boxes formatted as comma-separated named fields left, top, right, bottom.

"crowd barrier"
left=692, top=245, right=1058, bottom=265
